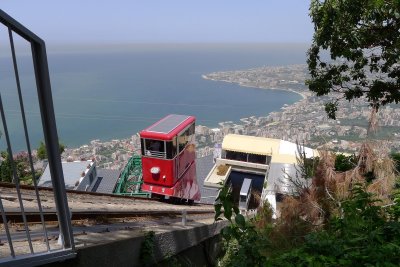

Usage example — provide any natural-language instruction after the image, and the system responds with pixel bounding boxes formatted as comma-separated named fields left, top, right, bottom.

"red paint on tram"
left=139, top=114, right=200, bottom=201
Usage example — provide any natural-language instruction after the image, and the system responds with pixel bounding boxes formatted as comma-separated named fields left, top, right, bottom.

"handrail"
left=0, top=8, right=75, bottom=265
left=114, top=155, right=144, bottom=196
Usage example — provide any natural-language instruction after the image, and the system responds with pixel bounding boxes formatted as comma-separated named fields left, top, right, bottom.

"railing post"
left=31, top=41, right=75, bottom=249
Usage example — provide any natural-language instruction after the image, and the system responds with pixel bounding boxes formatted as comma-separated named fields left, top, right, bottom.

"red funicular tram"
left=139, top=114, right=200, bottom=202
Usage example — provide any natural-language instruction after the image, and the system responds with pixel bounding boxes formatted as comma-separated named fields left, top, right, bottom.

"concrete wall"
left=43, top=220, right=227, bottom=267
left=158, top=234, right=222, bottom=266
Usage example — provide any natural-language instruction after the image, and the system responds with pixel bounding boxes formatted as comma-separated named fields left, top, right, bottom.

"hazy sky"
left=2, top=1, right=313, bottom=44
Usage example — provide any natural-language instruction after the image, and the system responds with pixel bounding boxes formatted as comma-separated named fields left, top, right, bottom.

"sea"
left=0, top=43, right=308, bottom=152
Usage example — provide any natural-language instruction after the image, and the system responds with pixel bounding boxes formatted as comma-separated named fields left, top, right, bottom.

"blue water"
left=0, top=43, right=307, bottom=151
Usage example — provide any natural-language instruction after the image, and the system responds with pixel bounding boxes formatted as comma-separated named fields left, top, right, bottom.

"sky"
left=1, top=1, right=313, bottom=45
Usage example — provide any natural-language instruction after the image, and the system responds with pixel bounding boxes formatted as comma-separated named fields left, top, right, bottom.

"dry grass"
left=293, top=140, right=395, bottom=226
left=216, top=164, right=229, bottom=176
left=255, top=134, right=397, bottom=253
left=240, top=107, right=400, bottom=260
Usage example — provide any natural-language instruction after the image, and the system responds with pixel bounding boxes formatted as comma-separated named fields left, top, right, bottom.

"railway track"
left=0, top=183, right=217, bottom=258
left=0, top=183, right=215, bottom=224
left=2, top=209, right=215, bottom=223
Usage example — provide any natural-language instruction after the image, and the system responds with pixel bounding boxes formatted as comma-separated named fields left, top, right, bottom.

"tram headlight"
left=150, top=167, right=160, bottom=174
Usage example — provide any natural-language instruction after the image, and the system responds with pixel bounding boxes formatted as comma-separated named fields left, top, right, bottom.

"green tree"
left=334, top=153, right=356, bottom=172
left=0, top=151, right=12, bottom=183
left=0, top=151, right=31, bottom=183
left=307, top=0, right=400, bottom=119
left=37, top=141, right=65, bottom=160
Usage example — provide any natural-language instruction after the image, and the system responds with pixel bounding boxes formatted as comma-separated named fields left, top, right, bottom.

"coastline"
left=201, top=75, right=307, bottom=100
left=60, top=69, right=310, bottom=165
left=67, top=74, right=306, bottom=150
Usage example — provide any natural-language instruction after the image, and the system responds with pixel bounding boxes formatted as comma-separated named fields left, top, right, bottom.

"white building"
left=204, top=134, right=318, bottom=217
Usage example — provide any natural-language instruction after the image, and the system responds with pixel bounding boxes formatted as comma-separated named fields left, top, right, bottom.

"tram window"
left=166, top=140, right=177, bottom=159
left=144, top=139, right=165, bottom=157
left=225, top=150, right=234, bottom=160
left=178, top=133, right=188, bottom=152
left=178, top=123, right=195, bottom=153
left=248, top=154, right=267, bottom=164
left=225, top=150, right=247, bottom=162
left=188, top=123, right=195, bottom=143
left=178, top=129, right=188, bottom=152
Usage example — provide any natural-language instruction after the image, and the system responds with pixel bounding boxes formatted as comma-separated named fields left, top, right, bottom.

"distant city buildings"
left=57, top=64, right=400, bottom=173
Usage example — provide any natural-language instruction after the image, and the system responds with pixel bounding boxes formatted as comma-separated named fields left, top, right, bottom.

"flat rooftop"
left=39, top=161, right=91, bottom=190
left=145, top=114, right=190, bottom=134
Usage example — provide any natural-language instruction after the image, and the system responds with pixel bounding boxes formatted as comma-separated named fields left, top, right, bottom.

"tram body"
left=139, top=114, right=200, bottom=201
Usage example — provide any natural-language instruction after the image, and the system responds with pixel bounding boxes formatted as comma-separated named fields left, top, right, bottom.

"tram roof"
left=140, top=114, right=195, bottom=140
left=222, top=134, right=319, bottom=158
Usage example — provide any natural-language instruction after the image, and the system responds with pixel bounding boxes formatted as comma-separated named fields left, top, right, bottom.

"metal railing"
left=144, top=150, right=167, bottom=159
left=114, top=155, right=151, bottom=197
left=0, top=9, right=75, bottom=266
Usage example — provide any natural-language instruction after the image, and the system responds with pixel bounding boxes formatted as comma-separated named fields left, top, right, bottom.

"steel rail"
left=0, top=183, right=214, bottom=205
left=1, top=209, right=215, bottom=223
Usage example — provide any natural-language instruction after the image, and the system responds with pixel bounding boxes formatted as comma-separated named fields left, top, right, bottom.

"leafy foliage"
left=216, top=146, right=400, bottom=266
left=217, top=2, right=400, bottom=265
left=0, top=151, right=13, bottom=183
left=215, top=185, right=269, bottom=266
left=0, top=151, right=40, bottom=184
left=267, top=185, right=400, bottom=266
left=216, top=185, right=400, bottom=266
left=214, top=184, right=237, bottom=222
left=37, top=141, right=65, bottom=160
left=307, top=0, right=400, bottom=119
left=334, top=153, right=357, bottom=172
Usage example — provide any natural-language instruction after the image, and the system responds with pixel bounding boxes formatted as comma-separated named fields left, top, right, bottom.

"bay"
left=0, top=43, right=307, bottom=151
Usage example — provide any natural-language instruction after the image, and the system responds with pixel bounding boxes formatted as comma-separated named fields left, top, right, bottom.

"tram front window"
left=144, top=139, right=165, bottom=158
left=226, top=150, right=247, bottom=162
left=248, top=154, right=267, bottom=164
